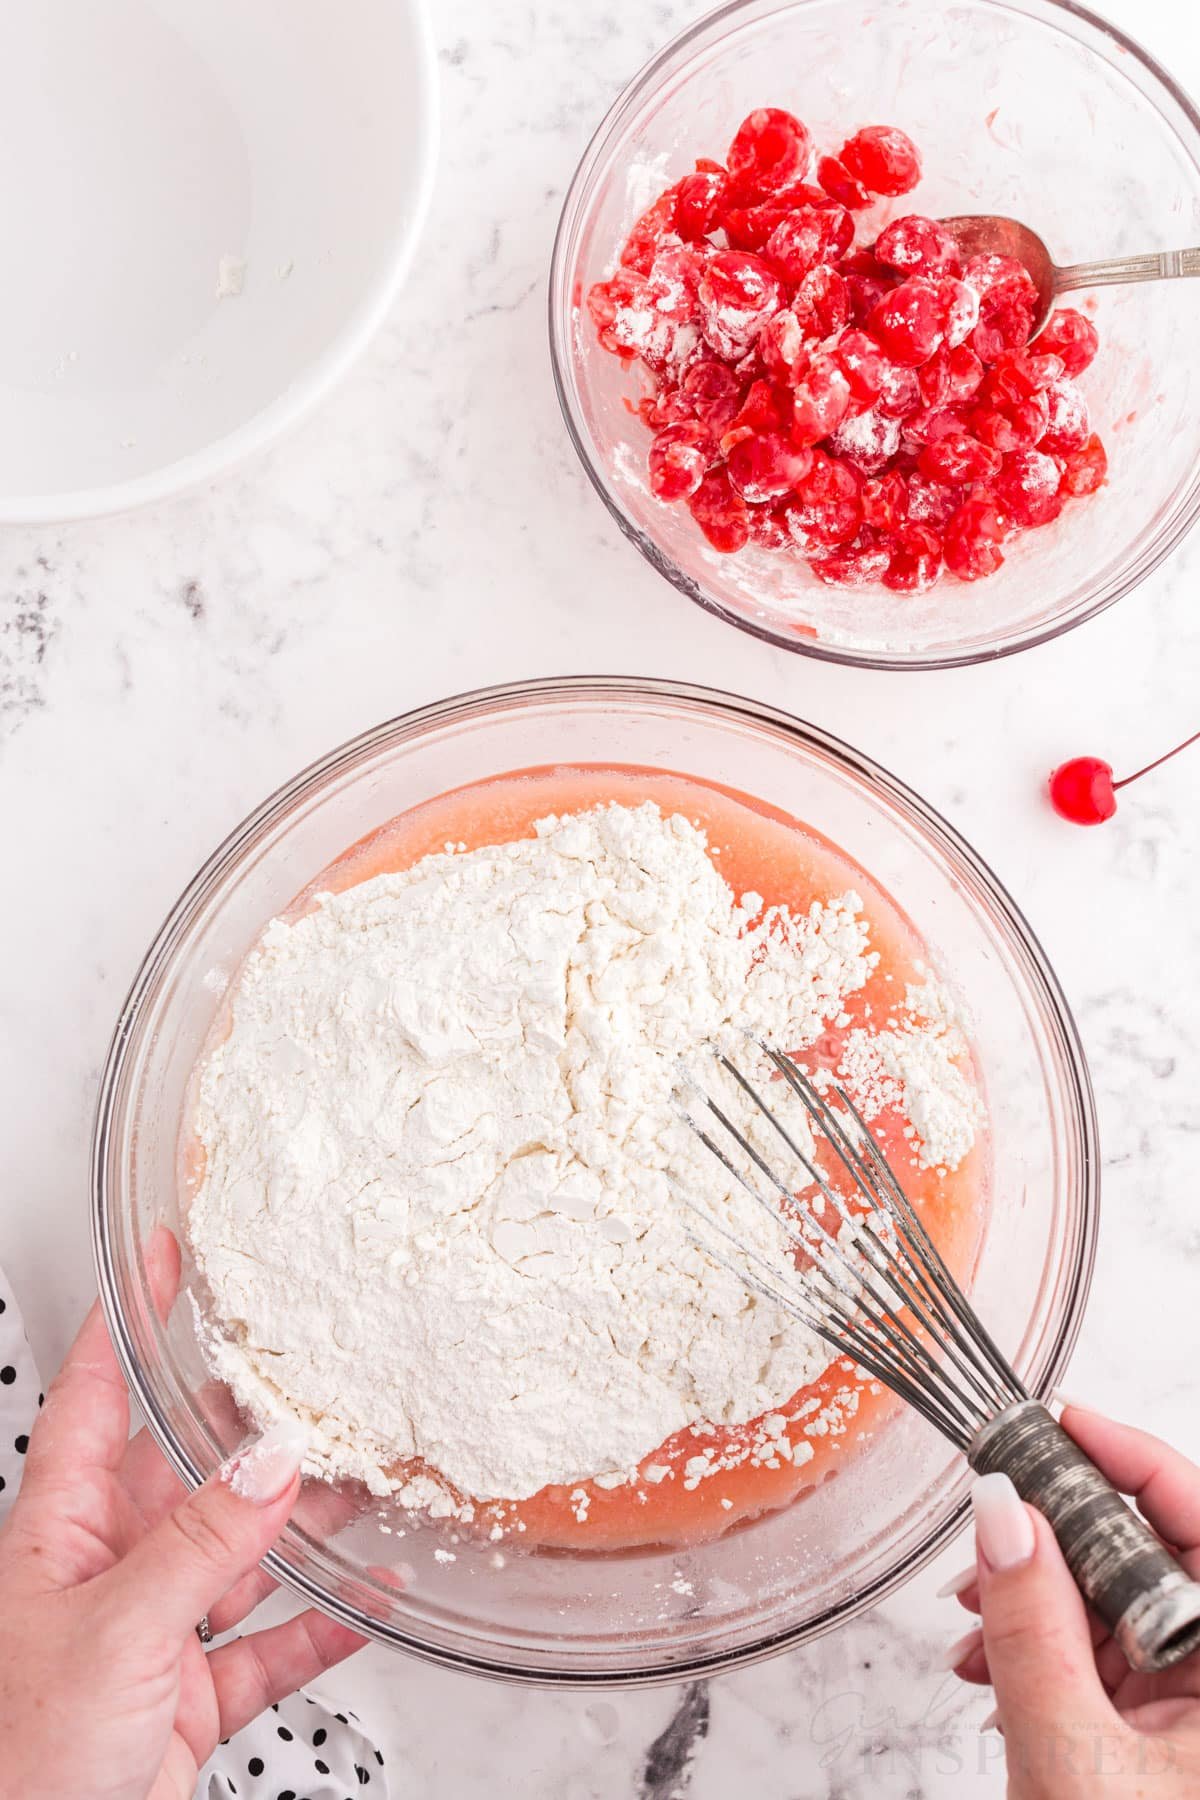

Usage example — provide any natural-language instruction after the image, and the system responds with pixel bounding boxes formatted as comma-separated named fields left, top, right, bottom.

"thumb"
left=973, top=1473, right=1117, bottom=1764
left=103, top=1418, right=309, bottom=1642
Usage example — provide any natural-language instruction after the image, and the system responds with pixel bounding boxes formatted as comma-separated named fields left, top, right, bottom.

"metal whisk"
left=681, top=1042, right=1200, bottom=1675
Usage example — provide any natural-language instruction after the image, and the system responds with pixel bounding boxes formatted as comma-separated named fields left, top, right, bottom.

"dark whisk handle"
left=968, top=1400, right=1200, bottom=1674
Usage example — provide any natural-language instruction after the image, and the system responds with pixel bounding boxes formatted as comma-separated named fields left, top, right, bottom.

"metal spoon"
left=940, top=213, right=1200, bottom=338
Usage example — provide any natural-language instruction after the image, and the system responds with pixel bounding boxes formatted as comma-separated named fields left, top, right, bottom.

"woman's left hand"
left=0, top=1233, right=365, bottom=1800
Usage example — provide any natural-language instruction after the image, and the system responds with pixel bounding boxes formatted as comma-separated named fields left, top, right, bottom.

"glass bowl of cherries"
left=549, top=0, right=1200, bottom=669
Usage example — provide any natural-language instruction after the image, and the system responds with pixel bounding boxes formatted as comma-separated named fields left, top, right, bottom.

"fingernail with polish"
left=220, top=1416, right=309, bottom=1506
left=935, top=1561, right=978, bottom=1600
left=972, top=1472, right=1036, bottom=1571
left=938, top=1625, right=984, bottom=1672
left=1051, top=1389, right=1094, bottom=1416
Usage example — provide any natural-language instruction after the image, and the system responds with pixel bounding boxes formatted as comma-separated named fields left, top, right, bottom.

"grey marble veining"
left=2, top=0, right=1199, bottom=1793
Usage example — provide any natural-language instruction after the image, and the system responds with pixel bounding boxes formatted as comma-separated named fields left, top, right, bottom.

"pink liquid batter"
left=280, top=761, right=987, bottom=1549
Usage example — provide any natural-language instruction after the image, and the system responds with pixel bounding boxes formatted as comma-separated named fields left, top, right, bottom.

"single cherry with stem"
left=1049, top=728, right=1200, bottom=824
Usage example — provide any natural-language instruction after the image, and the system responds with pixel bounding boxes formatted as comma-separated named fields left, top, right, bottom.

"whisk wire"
left=765, top=1051, right=1024, bottom=1414
left=684, top=1077, right=964, bottom=1402
left=681, top=1044, right=1029, bottom=1449
left=806, top=1065, right=1026, bottom=1406
left=680, top=1169, right=986, bottom=1444
left=746, top=1061, right=1013, bottom=1425
left=716, top=1054, right=842, bottom=1217
left=859, top=1108, right=1029, bottom=1404
left=681, top=1204, right=981, bottom=1451
left=681, top=1040, right=1200, bottom=1681
left=852, top=1214, right=1012, bottom=1421
left=675, top=1184, right=867, bottom=1368
left=825, top=1257, right=994, bottom=1434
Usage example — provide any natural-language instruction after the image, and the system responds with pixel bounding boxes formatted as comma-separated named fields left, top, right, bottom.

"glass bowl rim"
left=91, top=674, right=1101, bottom=1684
left=547, top=0, right=1200, bottom=672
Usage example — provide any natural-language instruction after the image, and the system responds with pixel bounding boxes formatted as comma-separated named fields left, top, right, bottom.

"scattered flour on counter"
left=187, top=800, right=980, bottom=1506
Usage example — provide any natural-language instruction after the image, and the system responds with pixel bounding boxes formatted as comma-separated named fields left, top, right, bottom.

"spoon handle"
left=1055, top=247, right=1200, bottom=296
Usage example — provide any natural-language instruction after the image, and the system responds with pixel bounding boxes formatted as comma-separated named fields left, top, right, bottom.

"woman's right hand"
left=0, top=1233, right=365, bottom=1800
left=946, top=1405, right=1200, bottom=1798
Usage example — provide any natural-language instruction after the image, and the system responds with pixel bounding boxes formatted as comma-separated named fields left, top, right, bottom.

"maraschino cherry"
left=1049, top=729, right=1200, bottom=825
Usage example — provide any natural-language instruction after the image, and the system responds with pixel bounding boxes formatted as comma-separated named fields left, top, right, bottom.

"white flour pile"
left=189, top=801, right=981, bottom=1504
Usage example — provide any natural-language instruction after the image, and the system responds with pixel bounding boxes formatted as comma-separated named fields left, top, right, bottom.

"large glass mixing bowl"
left=550, top=0, right=1200, bottom=667
left=93, top=678, right=1098, bottom=1684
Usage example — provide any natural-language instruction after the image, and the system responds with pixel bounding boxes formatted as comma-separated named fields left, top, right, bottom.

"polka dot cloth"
left=198, top=1692, right=389, bottom=1800
left=0, top=1265, right=388, bottom=1799
left=0, top=1268, right=43, bottom=1529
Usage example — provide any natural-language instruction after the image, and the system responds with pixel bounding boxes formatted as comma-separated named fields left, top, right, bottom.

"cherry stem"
left=1113, top=727, right=1200, bottom=791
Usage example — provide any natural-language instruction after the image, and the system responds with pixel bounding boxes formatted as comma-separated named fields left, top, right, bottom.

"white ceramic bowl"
left=0, top=0, right=438, bottom=522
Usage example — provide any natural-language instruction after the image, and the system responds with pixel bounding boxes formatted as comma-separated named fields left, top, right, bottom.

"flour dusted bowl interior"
left=550, top=0, right=1200, bottom=667
left=93, top=679, right=1096, bottom=1683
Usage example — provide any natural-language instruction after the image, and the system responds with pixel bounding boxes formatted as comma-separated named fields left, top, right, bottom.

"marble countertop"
left=3, top=0, right=1200, bottom=1792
